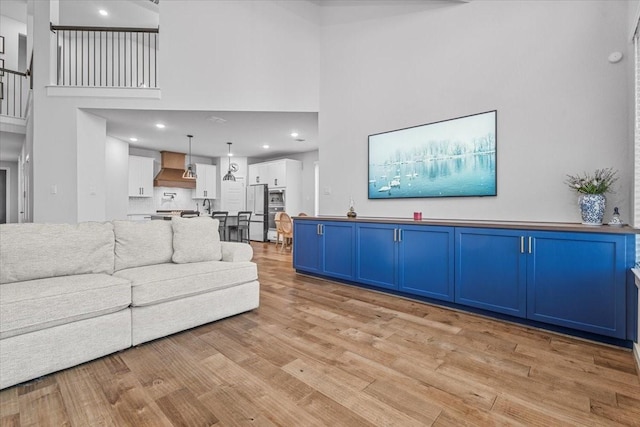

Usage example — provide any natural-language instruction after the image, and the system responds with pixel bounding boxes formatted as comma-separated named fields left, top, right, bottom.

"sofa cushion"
left=113, top=220, right=174, bottom=271
left=0, top=222, right=115, bottom=284
left=171, top=216, right=222, bottom=263
left=221, top=241, right=254, bottom=262
left=0, top=273, right=131, bottom=339
left=114, top=260, right=257, bottom=307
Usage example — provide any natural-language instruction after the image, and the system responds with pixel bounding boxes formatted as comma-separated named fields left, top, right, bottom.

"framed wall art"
left=368, top=110, right=497, bottom=199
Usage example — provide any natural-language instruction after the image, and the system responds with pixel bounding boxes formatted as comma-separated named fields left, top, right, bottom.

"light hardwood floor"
left=1, top=242, right=640, bottom=426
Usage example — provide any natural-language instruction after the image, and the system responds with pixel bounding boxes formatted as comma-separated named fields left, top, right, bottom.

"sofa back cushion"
left=172, top=216, right=222, bottom=263
left=113, top=220, right=174, bottom=271
left=0, top=222, right=115, bottom=284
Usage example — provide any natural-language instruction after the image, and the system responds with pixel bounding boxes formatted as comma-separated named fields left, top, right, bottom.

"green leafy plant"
left=566, top=168, right=618, bottom=195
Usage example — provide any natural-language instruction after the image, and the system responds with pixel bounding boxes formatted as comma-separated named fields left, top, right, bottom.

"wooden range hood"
left=153, top=151, right=196, bottom=189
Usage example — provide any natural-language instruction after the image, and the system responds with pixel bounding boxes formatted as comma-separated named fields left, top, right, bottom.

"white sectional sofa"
left=0, top=217, right=259, bottom=389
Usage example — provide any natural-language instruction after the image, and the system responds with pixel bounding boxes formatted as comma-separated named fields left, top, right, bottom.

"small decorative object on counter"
left=413, top=212, right=422, bottom=220
left=565, top=168, right=618, bottom=225
left=608, top=207, right=623, bottom=226
left=347, top=196, right=357, bottom=218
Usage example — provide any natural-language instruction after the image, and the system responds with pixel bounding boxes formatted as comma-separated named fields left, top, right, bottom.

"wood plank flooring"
left=2, top=242, right=640, bottom=426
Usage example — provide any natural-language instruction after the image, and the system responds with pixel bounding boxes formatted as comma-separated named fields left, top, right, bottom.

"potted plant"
left=565, top=168, right=618, bottom=225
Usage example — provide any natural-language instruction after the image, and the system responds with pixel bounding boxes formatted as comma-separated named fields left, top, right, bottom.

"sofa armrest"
left=220, top=242, right=254, bottom=262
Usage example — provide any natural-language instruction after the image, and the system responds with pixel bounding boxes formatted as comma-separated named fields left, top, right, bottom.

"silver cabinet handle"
left=393, top=228, right=397, bottom=242
left=319, top=224, right=323, bottom=235
left=528, top=236, right=533, bottom=254
left=520, top=236, right=525, bottom=253
left=398, top=229, right=402, bottom=242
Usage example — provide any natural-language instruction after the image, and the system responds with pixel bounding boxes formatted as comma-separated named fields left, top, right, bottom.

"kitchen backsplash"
left=128, top=187, right=201, bottom=214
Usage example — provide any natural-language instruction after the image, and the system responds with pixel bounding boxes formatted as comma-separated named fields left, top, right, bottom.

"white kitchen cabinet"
left=194, top=163, right=217, bottom=199
left=249, top=158, right=302, bottom=214
left=128, top=156, right=154, bottom=198
left=249, top=159, right=300, bottom=189
left=248, top=163, right=268, bottom=185
left=267, top=161, right=287, bottom=188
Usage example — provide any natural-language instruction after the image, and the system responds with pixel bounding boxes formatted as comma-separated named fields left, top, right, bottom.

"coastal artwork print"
left=368, top=110, right=497, bottom=199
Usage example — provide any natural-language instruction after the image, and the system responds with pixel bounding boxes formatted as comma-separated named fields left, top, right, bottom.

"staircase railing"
left=50, top=24, right=159, bottom=88
left=0, top=67, right=29, bottom=119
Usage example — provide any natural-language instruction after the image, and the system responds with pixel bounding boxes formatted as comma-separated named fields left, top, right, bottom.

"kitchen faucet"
left=202, top=199, right=211, bottom=214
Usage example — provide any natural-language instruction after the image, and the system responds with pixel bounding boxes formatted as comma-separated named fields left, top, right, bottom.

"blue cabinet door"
left=294, top=220, right=356, bottom=280
left=399, top=225, right=455, bottom=301
left=455, top=228, right=527, bottom=317
left=322, top=222, right=356, bottom=281
left=527, top=231, right=628, bottom=339
left=356, top=223, right=398, bottom=289
left=293, top=221, right=321, bottom=273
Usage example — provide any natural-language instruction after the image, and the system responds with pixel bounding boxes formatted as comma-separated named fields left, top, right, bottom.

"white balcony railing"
left=51, top=24, right=159, bottom=88
left=0, top=67, right=29, bottom=119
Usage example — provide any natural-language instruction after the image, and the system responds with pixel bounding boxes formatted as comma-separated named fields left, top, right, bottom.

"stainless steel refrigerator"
left=247, top=184, right=268, bottom=241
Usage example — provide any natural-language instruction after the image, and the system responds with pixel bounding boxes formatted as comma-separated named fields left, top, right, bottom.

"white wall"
left=0, top=15, right=27, bottom=70
left=0, top=161, right=19, bottom=223
left=159, top=0, right=320, bottom=112
left=76, top=109, right=106, bottom=222
left=30, top=0, right=321, bottom=223
left=105, top=135, right=128, bottom=220
left=319, top=0, right=632, bottom=222
left=629, top=0, right=640, bottom=377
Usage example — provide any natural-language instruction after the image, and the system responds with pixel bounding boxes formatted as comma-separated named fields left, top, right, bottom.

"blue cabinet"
left=355, top=223, right=397, bottom=289
left=399, top=225, right=455, bottom=301
left=293, top=220, right=355, bottom=281
left=293, top=221, right=322, bottom=273
left=455, top=228, right=527, bottom=317
left=294, top=219, right=635, bottom=342
left=527, top=231, right=629, bottom=339
left=456, top=228, right=632, bottom=339
left=356, top=223, right=455, bottom=301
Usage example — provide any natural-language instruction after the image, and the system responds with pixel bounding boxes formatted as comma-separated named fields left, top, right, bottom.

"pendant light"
left=223, top=142, right=236, bottom=181
left=183, top=134, right=197, bottom=180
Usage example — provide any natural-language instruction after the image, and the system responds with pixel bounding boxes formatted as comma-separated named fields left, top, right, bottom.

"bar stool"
left=211, top=211, right=229, bottom=241
left=228, top=211, right=252, bottom=243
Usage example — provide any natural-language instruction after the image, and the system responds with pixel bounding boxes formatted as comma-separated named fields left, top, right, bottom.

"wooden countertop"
left=293, top=216, right=640, bottom=234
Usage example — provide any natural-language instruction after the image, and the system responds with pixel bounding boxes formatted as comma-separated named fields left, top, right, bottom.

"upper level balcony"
left=47, top=23, right=160, bottom=99
left=0, top=66, right=29, bottom=122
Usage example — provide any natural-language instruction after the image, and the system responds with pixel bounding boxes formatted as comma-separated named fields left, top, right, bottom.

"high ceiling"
left=0, top=0, right=466, bottom=161
left=64, top=0, right=318, bottom=160
left=89, top=109, right=318, bottom=159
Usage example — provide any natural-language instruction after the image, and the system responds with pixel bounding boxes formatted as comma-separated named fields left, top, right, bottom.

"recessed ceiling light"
left=99, top=9, right=108, bottom=16
left=129, top=137, right=138, bottom=142
left=155, top=123, right=165, bottom=129
left=262, top=144, right=270, bottom=149
left=290, top=132, right=298, bottom=138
